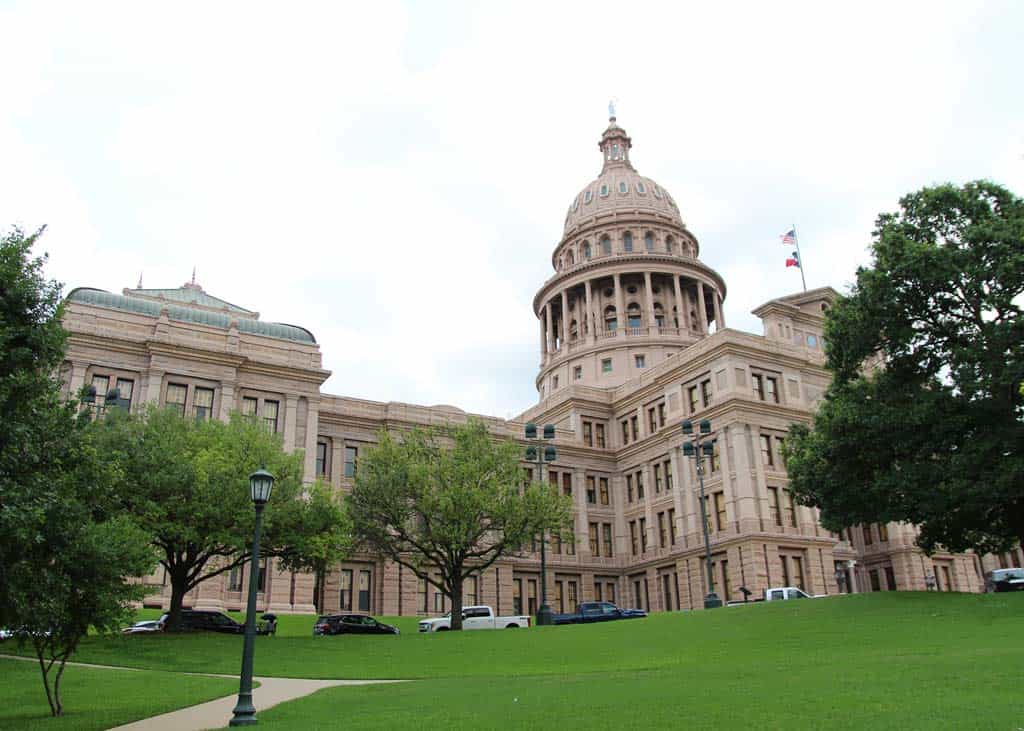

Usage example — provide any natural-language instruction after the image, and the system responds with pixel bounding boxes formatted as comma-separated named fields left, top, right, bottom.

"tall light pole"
left=524, top=422, right=556, bottom=626
left=680, top=419, right=722, bottom=609
left=229, top=468, right=275, bottom=727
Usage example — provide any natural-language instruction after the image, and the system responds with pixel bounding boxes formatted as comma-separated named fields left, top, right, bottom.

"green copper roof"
left=66, top=288, right=316, bottom=344
left=124, top=287, right=258, bottom=316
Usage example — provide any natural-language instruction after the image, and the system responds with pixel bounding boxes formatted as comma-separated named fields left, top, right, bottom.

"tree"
left=0, top=227, right=156, bottom=715
left=93, top=405, right=343, bottom=631
left=784, top=181, right=1024, bottom=554
left=276, top=481, right=352, bottom=613
left=348, top=419, right=572, bottom=630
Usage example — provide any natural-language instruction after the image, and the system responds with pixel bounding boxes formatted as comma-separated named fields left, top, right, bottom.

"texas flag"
left=786, top=251, right=801, bottom=268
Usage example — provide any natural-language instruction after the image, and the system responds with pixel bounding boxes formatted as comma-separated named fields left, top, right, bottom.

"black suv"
left=313, top=614, right=399, bottom=636
left=159, top=610, right=244, bottom=634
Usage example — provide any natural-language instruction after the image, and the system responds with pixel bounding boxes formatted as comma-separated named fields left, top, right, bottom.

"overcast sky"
left=2, top=1, right=1021, bottom=418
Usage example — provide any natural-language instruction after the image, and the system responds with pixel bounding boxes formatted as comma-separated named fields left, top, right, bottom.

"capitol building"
left=61, top=116, right=1007, bottom=616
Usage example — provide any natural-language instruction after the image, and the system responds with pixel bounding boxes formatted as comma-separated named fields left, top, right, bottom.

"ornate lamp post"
left=229, top=468, right=275, bottom=727
left=524, top=422, right=556, bottom=626
left=81, top=385, right=127, bottom=419
left=680, top=419, right=722, bottom=609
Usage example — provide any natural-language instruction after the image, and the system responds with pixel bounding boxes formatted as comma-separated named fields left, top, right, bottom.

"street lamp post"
left=229, top=468, right=276, bottom=727
left=680, top=419, right=722, bottom=609
left=524, top=422, right=556, bottom=626
left=81, top=385, right=127, bottom=419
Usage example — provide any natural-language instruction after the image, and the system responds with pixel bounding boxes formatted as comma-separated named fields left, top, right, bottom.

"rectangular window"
left=768, top=487, right=782, bottom=527
left=527, top=580, right=538, bottom=615
left=193, top=387, right=214, bottom=421
left=626, top=474, right=634, bottom=503
left=658, top=402, right=666, bottom=428
left=340, top=569, right=353, bottom=610
left=573, top=365, right=582, bottom=380
left=241, top=396, right=258, bottom=419
left=639, top=517, right=648, bottom=552
left=630, top=416, right=639, bottom=441
left=344, top=446, right=358, bottom=477
left=552, top=532, right=562, bottom=555
left=566, top=527, right=575, bottom=555
left=714, top=492, right=726, bottom=531
left=567, top=581, right=578, bottom=613
left=752, top=373, right=764, bottom=400
left=603, top=523, right=613, bottom=557
left=663, top=459, right=673, bottom=490
left=91, top=375, right=111, bottom=413
left=784, top=490, right=797, bottom=528
left=648, top=407, right=657, bottom=433
left=595, top=423, right=606, bottom=448
left=765, top=376, right=779, bottom=403
left=668, top=508, right=677, bottom=545
left=523, top=467, right=534, bottom=486
left=621, top=420, right=630, bottom=445
left=720, top=560, right=731, bottom=601
left=358, top=569, right=371, bottom=612
left=586, top=476, right=596, bottom=504
left=601, top=358, right=612, bottom=373
left=884, top=565, right=897, bottom=590
left=688, top=386, right=699, bottom=413
left=166, top=383, right=188, bottom=416
left=256, top=557, right=268, bottom=593
left=513, top=579, right=522, bottom=615
left=635, top=470, right=645, bottom=499
left=463, top=576, right=479, bottom=606
left=555, top=580, right=564, bottom=614
left=562, top=472, right=573, bottom=497
left=115, top=378, right=134, bottom=410
left=635, top=354, right=646, bottom=368
left=653, top=463, right=663, bottom=493
left=553, top=376, right=559, bottom=389
left=228, top=565, right=242, bottom=592
left=594, top=582, right=603, bottom=601
left=658, top=511, right=667, bottom=548
left=863, top=524, right=874, bottom=545
left=589, top=523, right=599, bottom=556
left=583, top=421, right=593, bottom=446
left=599, top=477, right=610, bottom=505
left=630, top=521, right=638, bottom=555
left=760, top=434, right=774, bottom=467
left=262, top=399, right=280, bottom=432
left=548, top=470, right=559, bottom=488
left=869, top=569, right=881, bottom=592
left=878, top=523, right=889, bottom=542
left=701, top=379, right=712, bottom=407
left=710, top=440, right=721, bottom=473
left=316, top=441, right=328, bottom=477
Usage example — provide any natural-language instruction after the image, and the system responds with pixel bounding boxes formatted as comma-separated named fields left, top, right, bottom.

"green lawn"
left=0, top=658, right=238, bottom=730
left=6, top=593, right=1022, bottom=729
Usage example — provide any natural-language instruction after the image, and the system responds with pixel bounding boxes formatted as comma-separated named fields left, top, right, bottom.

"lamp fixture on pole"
left=229, top=467, right=276, bottom=726
left=524, top=422, right=556, bottom=626
left=680, top=419, right=722, bottom=609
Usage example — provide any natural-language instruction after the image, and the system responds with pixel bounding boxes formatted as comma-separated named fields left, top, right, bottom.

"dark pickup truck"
left=553, top=601, right=647, bottom=625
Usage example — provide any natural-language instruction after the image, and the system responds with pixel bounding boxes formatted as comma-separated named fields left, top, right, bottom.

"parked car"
left=553, top=602, right=647, bottom=625
left=122, top=620, right=162, bottom=634
left=0, top=628, right=13, bottom=641
left=158, top=610, right=245, bottom=634
left=727, top=586, right=822, bottom=606
left=313, top=614, right=399, bottom=636
left=418, top=605, right=531, bottom=632
left=985, top=568, right=1024, bottom=593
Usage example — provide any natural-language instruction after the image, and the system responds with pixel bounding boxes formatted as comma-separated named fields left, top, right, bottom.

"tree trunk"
left=53, top=656, right=67, bottom=717
left=36, top=648, right=57, bottom=717
left=165, top=568, right=190, bottom=632
left=312, top=571, right=321, bottom=613
left=450, top=572, right=464, bottom=631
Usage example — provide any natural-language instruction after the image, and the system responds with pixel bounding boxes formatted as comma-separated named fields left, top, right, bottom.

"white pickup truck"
left=418, top=605, right=531, bottom=632
left=727, top=586, right=822, bottom=606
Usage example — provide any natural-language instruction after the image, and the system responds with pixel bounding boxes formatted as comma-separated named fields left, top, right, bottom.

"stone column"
left=696, top=282, right=709, bottom=334
left=715, top=292, right=726, bottom=329
left=613, top=272, right=626, bottom=335
left=539, top=314, right=546, bottom=363
left=544, top=302, right=554, bottom=355
left=331, top=440, right=343, bottom=490
left=68, top=361, right=88, bottom=399
left=672, top=275, right=685, bottom=334
left=561, top=289, right=570, bottom=345
left=585, top=279, right=595, bottom=343
left=642, top=464, right=656, bottom=553
left=283, top=395, right=299, bottom=452
left=643, top=271, right=656, bottom=332
left=750, top=426, right=770, bottom=533
left=142, top=368, right=164, bottom=404
left=303, top=397, right=319, bottom=483
left=729, top=425, right=759, bottom=534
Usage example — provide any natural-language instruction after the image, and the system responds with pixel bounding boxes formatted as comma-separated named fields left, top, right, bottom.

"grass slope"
left=0, top=658, right=238, bottom=730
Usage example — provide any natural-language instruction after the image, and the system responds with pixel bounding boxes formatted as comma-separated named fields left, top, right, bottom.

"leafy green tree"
left=276, top=481, right=353, bottom=612
left=1, top=227, right=156, bottom=715
left=93, top=406, right=341, bottom=631
left=785, top=181, right=1024, bottom=553
left=349, top=419, right=571, bottom=630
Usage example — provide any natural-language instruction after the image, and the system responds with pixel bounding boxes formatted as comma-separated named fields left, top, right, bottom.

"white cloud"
left=2, top=0, right=1020, bottom=415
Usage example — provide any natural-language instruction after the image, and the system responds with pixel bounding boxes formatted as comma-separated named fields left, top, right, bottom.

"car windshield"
left=993, top=569, right=1024, bottom=580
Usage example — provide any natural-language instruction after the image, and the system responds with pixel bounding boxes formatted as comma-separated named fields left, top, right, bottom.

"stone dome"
left=563, top=118, right=683, bottom=235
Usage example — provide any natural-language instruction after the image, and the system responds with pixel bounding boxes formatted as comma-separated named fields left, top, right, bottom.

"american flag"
left=780, top=229, right=796, bottom=245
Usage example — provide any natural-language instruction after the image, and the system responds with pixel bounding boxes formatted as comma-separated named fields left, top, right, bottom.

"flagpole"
left=792, top=223, right=807, bottom=292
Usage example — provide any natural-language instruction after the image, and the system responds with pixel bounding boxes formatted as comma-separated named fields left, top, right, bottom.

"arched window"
left=604, top=305, right=617, bottom=332
left=584, top=190, right=593, bottom=204
left=654, top=303, right=665, bottom=328
left=666, top=236, right=675, bottom=253
left=623, top=232, right=633, bottom=252
left=612, top=144, right=620, bottom=160
left=672, top=305, right=679, bottom=328
left=599, top=184, right=610, bottom=198
left=601, top=236, right=611, bottom=255
left=627, top=302, right=642, bottom=329
left=618, top=181, right=628, bottom=194
left=645, top=232, right=654, bottom=252
left=570, top=320, right=578, bottom=340
left=567, top=250, right=575, bottom=266
left=583, top=241, right=592, bottom=259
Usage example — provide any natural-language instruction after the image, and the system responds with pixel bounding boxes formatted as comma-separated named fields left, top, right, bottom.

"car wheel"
left=436, top=627, right=449, bottom=632
left=506, top=624, right=519, bottom=629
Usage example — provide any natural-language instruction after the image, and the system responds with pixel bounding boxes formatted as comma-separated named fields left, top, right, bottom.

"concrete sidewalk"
left=109, top=676, right=404, bottom=731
